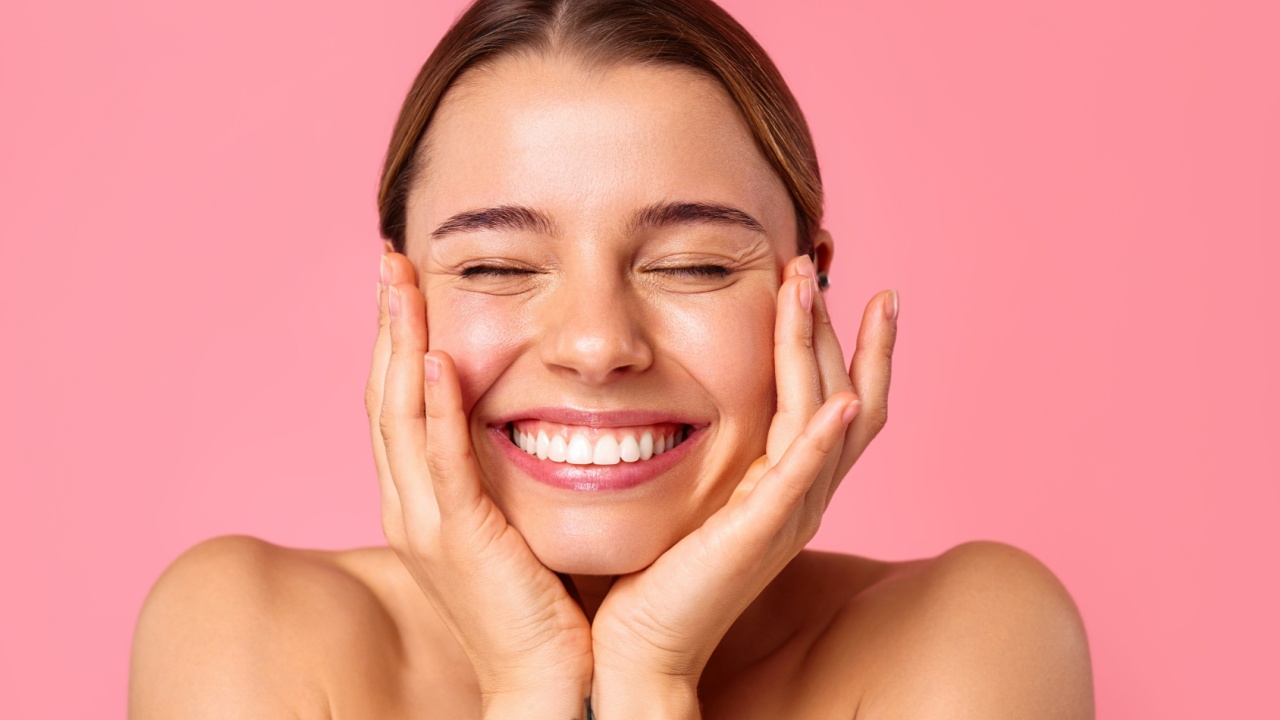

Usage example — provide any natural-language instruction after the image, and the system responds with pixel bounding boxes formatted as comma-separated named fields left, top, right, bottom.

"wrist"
left=589, top=670, right=701, bottom=720
left=481, top=682, right=593, bottom=720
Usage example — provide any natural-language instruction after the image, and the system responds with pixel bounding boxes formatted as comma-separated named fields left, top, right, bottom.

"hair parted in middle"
left=377, top=0, right=824, bottom=257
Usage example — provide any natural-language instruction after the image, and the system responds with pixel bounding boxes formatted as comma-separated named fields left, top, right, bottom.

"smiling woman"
left=128, top=1, right=1094, bottom=718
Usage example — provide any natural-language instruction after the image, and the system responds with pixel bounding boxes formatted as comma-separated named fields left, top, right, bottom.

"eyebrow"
left=428, top=200, right=765, bottom=240
left=430, top=205, right=555, bottom=240
left=628, top=201, right=766, bottom=236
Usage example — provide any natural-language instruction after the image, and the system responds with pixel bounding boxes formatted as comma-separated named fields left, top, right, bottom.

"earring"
left=817, top=272, right=830, bottom=291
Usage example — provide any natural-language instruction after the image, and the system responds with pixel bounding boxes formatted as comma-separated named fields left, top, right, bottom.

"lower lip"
left=490, top=425, right=704, bottom=491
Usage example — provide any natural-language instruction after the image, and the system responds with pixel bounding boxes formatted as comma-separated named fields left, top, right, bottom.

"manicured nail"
left=885, top=289, right=899, bottom=322
left=380, top=255, right=391, bottom=286
left=796, top=254, right=817, bottom=283
left=841, top=398, right=861, bottom=424
left=423, top=354, right=441, bottom=383
left=799, top=277, right=813, bottom=312
left=388, top=286, right=401, bottom=318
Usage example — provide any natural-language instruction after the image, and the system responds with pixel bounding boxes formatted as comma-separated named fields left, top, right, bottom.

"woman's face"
left=403, top=53, right=802, bottom=575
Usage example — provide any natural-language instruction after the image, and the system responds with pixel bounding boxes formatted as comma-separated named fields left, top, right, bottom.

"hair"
left=377, top=0, right=823, bottom=256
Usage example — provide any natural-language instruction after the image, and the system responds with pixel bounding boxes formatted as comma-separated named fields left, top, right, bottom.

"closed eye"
left=659, top=265, right=731, bottom=278
left=460, top=265, right=534, bottom=278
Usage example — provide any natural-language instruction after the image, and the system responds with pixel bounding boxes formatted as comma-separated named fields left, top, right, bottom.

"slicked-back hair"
left=377, top=0, right=823, bottom=256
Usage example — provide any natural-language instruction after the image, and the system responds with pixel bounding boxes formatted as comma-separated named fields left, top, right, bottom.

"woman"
left=129, top=0, right=1094, bottom=717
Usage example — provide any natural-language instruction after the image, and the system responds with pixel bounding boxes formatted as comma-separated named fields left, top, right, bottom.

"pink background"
left=2, top=1, right=1276, bottom=716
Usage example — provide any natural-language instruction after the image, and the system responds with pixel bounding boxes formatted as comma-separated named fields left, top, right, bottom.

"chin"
left=511, top=506, right=685, bottom=576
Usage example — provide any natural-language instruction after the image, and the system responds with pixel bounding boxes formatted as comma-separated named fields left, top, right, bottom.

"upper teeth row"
left=512, top=427, right=687, bottom=465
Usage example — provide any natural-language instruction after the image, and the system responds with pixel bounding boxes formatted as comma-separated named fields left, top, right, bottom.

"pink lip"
left=489, top=407, right=706, bottom=428
left=488, top=423, right=706, bottom=491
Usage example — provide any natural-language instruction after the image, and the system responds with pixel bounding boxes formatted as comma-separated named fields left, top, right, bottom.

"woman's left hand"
left=588, top=255, right=899, bottom=714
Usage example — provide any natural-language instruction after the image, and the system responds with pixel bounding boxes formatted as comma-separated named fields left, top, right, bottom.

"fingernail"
left=797, top=254, right=818, bottom=283
left=380, top=255, right=391, bottom=286
left=424, top=354, right=441, bottom=383
left=841, top=398, right=861, bottom=424
left=799, top=277, right=813, bottom=312
left=389, top=286, right=401, bottom=318
left=884, top=289, right=899, bottom=322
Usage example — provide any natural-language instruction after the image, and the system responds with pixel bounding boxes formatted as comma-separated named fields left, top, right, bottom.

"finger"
left=793, top=256, right=853, bottom=400
left=422, top=350, right=491, bottom=530
left=367, top=253, right=422, bottom=483
left=766, top=259, right=823, bottom=461
left=790, top=256, right=853, bottom=505
left=368, top=253, right=413, bottom=540
left=379, top=280, right=439, bottom=531
left=366, top=254, right=394, bottom=488
left=744, top=392, right=859, bottom=538
left=832, top=289, right=898, bottom=491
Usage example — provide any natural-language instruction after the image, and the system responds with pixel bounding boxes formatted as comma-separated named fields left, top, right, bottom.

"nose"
left=538, top=272, right=654, bottom=385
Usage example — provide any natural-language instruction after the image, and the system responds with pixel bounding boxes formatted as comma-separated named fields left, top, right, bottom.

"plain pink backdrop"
left=2, top=0, right=1276, bottom=717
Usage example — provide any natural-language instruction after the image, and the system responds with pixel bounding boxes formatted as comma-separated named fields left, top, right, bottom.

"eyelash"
left=660, top=265, right=731, bottom=278
left=460, top=265, right=530, bottom=278
left=460, top=265, right=732, bottom=278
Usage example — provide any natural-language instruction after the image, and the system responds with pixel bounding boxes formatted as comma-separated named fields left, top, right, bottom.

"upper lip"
left=488, top=406, right=711, bottom=428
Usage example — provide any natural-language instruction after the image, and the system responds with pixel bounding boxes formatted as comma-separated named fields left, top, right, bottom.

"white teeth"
left=512, top=425, right=689, bottom=465
left=566, top=434, right=593, bottom=464
left=592, top=435, right=621, bottom=465
left=549, top=434, right=567, bottom=462
left=619, top=435, right=640, bottom=463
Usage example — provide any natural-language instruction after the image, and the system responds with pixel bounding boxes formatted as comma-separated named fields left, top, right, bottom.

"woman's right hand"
left=366, top=251, right=593, bottom=718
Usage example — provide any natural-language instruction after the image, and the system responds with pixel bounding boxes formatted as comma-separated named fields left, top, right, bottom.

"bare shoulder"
left=128, top=535, right=406, bottom=720
left=804, top=541, right=1094, bottom=719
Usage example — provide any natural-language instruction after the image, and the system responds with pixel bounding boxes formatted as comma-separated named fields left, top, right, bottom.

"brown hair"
left=376, top=0, right=823, bottom=256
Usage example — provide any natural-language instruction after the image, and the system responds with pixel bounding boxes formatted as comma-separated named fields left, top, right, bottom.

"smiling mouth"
left=507, top=420, right=693, bottom=466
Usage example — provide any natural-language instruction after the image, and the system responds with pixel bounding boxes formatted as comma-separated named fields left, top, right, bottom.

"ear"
left=813, top=229, right=835, bottom=287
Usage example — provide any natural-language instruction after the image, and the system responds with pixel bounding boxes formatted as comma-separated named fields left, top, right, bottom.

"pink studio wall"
left=2, top=1, right=1276, bottom=717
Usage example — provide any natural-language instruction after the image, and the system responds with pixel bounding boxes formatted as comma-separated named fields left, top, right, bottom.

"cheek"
left=425, top=290, right=529, bottom=411
left=661, top=287, right=778, bottom=419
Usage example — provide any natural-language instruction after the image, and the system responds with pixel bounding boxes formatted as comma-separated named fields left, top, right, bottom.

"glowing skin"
left=403, top=55, right=802, bottom=574
left=129, top=52, right=1092, bottom=720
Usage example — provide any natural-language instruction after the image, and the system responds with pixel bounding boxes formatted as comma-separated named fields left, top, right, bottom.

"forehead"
left=407, top=53, right=794, bottom=246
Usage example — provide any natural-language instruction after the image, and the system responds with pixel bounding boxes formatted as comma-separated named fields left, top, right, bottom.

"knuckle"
left=381, top=514, right=406, bottom=548
left=425, top=401, right=450, bottom=421
left=798, top=507, right=822, bottom=544
left=364, top=381, right=380, bottom=418
left=377, top=407, right=397, bottom=440
left=868, top=404, right=889, bottom=433
left=424, top=455, right=447, bottom=484
left=803, top=417, right=843, bottom=454
left=425, top=445, right=468, bottom=484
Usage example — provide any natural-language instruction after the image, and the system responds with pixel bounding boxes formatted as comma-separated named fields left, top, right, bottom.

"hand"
left=588, top=255, right=899, bottom=712
left=366, top=252, right=593, bottom=717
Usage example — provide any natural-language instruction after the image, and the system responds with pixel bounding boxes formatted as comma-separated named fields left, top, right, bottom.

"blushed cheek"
left=426, top=291, right=529, bottom=412
left=664, top=290, right=778, bottom=421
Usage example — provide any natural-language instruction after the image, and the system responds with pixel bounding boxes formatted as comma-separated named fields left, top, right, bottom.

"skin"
left=129, top=54, right=1095, bottom=719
